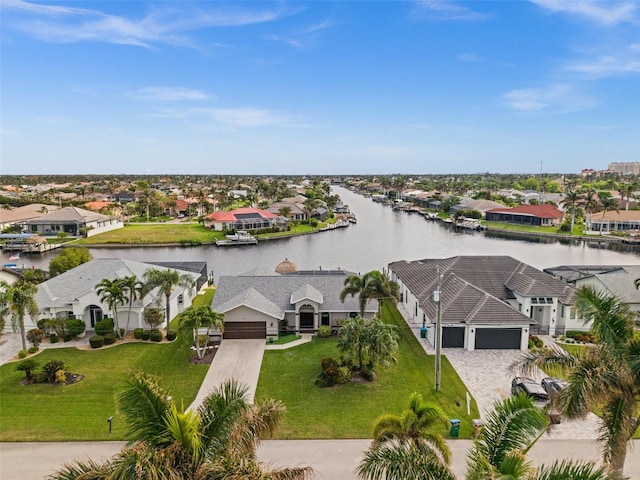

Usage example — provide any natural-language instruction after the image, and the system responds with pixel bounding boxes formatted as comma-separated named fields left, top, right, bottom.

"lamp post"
left=434, top=266, right=442, bottom=392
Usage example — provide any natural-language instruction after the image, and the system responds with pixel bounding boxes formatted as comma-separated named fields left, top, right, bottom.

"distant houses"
left=485, top=204, right=564, bottom=227
left=586, top=210, right=640, bottom=234
left=24, top=206, right=123, bottom=237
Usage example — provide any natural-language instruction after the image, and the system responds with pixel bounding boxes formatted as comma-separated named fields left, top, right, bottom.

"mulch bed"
left=189, top=342, right=220, bottom=365
left=21, top=372, right=84, bottom=386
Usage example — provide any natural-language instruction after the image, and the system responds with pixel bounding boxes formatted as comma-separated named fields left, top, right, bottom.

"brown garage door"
left=224, top=322, right=266, bottom=339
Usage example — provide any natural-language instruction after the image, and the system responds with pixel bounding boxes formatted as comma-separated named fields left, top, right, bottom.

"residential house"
left=485, top=204, right=564, bottom=227
left=204, top=207, right=288, bottom=232
left=212, top=268, right=376, bottom=340
left=23, top=206, right=123, bottom=237
left=585, top=210, right=640, bottom=234
left=543, top=265, right=640, bottom=328
left=0, top=204, right=60, bottom=231
left=29, top=258, right=202, bottom=333
left=389, top=256, right=575, bottom=350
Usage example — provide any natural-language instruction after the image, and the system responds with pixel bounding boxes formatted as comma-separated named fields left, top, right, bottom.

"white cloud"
left=3, top=0, right=295, bottom=48
left=530, top=0, right=638, bottom=26
left=263, top=34, right=305, bottom=49
left=146, top=106, right=293, bottom=127
left=566, top=55, right=640, bottom=77
left=412, top=0, right=491, bottom=21
left=503, top=84, right=596, bottom=113
left=130, top=87, right=211, bottom=102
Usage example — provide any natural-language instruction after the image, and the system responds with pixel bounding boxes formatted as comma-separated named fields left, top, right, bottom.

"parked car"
left=541, top=377, right=568, bottom=397
left=511, top=377, right=550, bottom=402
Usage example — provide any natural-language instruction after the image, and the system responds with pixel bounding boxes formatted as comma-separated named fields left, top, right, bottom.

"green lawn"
left=0, top=339, right=209, bottom=441
left=255, top=302, right=480, bottom=439
left=75, top=224, right=223, bottom=245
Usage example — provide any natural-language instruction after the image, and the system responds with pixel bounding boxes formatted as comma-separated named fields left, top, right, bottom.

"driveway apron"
left=188, top=339, right=265, bottom=410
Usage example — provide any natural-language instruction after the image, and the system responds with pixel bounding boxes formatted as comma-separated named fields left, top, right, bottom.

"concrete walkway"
left=265, top=333, right=313, bottom=350
left=188, top=339, right=266, bottom=410
left=0, top=331, right=91, bottom=366
left=2, top=439, right=639, bottom=480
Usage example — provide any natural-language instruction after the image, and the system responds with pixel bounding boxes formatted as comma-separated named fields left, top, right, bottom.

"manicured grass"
left=255, top=302, right=480, bottom=439
left=75, top=224, right=223, bottom=245
left=0, top=334, right=209, bottom=441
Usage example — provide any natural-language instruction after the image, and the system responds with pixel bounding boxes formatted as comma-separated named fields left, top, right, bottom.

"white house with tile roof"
left=25, top=258, right=200, bottom=333
left=389, top=256, right=576, bottom=351
left=23, top=206, right=123, bottom=237
left=212, top=270, right=377, bottom=340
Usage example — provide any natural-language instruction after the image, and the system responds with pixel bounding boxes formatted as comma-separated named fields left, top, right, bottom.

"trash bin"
left=449, top=419, right=460, bottom=438
left=548, top=409, right=562, bottom=425
left=420, top=327, right=427, bottom=338
left=472, top=419, right=484, bottom=438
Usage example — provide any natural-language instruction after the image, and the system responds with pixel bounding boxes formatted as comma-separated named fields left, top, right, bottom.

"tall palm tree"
left=95, top=278, right=126, bottom=339
left=340, top=270, right=400, bottom=318
left=51, top=374, right=312, bottom=480
left=618, top=180, right=638, bottom=211
left=120, top=275, right=144, bottom=334
left=179, top=306, right=225, bottom=359
left=564, top=188, right=583, bottom=233
left=372, top=392, right=450, bottom=460
left=0, top=281, right=39, bottom=351
left=466, top=393, right=625, bottom=480
left=515, top=285, right=640, bottom=474
left=598, top=194, right=619, bottom=235
left=340, top=274, right=366, bottom=316
left=143, top=268, right=194, bottom=330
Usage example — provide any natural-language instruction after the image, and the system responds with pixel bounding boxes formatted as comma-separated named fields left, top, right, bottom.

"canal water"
left=3, top=186, right=639, bottom=280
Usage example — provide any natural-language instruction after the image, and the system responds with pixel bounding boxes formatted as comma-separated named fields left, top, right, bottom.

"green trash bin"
left=449, top=419, right=460, bottom=438
left=420, top=327, right=427, bottom=338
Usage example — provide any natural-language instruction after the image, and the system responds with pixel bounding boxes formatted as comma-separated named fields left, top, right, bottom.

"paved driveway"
left=188, top=339, right=265, bottom=410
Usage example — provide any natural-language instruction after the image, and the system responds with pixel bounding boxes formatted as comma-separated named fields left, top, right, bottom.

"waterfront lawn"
left=0, top=336, right=209, bottom=441
left=75, top=224, right=223, bottom=245
left=255, top=302, right=480, bottom=439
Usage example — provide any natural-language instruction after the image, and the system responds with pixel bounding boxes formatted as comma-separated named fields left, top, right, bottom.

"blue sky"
left=1, top=0, right=639, bottom=175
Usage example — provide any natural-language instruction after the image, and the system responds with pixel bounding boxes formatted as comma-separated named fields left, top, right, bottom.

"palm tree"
left=337, top=316, right=400, bottom=373
left=564, top=188, right=583, bottom=233
left=95, top=278, right=126, bottom=339
left=51, top=374, right=312, bottom=480
left=179, top=306, right=225, bottom=359
left=372, top=392, right=450, bottom=460
left=339, top=270, right=400, bottom=318
left=618, top=180, right=638, bottom=211
left=277, top=205, right=293, bottom=218
left=0, top=281, right=39, bottom=351
left=361, top=270, right=400, bottom=318
left=340, top=274, right=366, bottom=316
left=598, top=194, right=619, bottom=235
left=143, top=268, right=194, bottom=330
left=466, top=393, right=625, bottom=480
left=515, top=285, right=640, bottom=474
left=120, top=275, right=144, bottom=334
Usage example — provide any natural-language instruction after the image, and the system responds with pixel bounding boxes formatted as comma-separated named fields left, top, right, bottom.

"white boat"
left=225, top=230, right=253, bottom=241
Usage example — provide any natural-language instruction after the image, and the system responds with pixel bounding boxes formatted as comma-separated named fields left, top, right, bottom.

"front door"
left=299, top=305, right=315, bottom=329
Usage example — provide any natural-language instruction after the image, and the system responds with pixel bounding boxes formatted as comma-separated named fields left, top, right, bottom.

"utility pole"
left=434, top=266, right=442, bottom=392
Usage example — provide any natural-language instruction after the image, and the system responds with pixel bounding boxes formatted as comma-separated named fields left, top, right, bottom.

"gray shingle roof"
left=212, top=273, right=376, bottom=316
left=389, top=256, right=578, bottom=327
left=35, top=258, right=198, bottom=309
left=214, top=287, right=284, bottom=319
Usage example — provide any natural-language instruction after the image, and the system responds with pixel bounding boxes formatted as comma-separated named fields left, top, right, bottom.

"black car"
left=541, top=377, right=568, bottom=397
left=511, top=377, right=550, bottom=402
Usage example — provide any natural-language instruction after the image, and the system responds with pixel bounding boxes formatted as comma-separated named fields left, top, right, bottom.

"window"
left=321, top=312, right=330, bottom=326
left=349, top=312, right=358, bottom=318
left=178, top=294, right=184, bottom=305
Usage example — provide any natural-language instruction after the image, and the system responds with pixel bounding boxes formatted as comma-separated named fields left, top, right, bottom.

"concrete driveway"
left=188, top=339, right=265, bottom=410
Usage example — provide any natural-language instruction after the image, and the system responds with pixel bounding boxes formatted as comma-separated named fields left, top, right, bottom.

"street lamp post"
left=434, top=266, right=442, bottom=392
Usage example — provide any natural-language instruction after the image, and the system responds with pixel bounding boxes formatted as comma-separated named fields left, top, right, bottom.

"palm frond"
left=48, top=458, right=110, bottom=480
left=163, top=404, right=203, bottom=464
left=535, top=458, right=629, bottom=480
left=116, top=372, right=172, bottom=446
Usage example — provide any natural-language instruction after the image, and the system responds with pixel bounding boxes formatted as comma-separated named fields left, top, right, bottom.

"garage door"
left=475, top=328, right=521, bottom=349
left=224, top=322, right=266, bottom=339
left=442, top=327, right=464, bottom=348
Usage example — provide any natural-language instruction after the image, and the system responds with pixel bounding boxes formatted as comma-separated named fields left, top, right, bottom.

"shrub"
left=49, top=334, right=59, bottom=343
left=141, top=330, right=151, bottom=340
left=94, top=318, right=114, bottom=336
left=310, top=218, right=319, bottom=227
left=89, top=335, right=104, bottom=349
left=558, top=222, right=571, bottom=233
left=63, top=334, right=72, bottom=342
left=336, top=366, right=352, bottom=384
left=103, top=332, right=116, bottom=345
left=150, top=329, right=163, bottom=342
left=26, top=328, right=45, bottom=348
left=529, top=335, right=543, bottom=349
left=28, top=346, right=38, bottom=354
left=18, top=350, right=28, bottom=359
left=65, top=319, right=86, bottom=337
left=15, top=358, right=39, bottom=381
left=143, top=308, right=164, bottom=330
left=166, top=329, right=177, bottom=341
left=43, top=360, right=65, bottom=382
left=317, top=325, right=332, bottom=338
left=360, top=366, right=376, bottom=382
left=55, top=369, right=66, bottom=385
left=133, top=328, right=144, bottom=339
